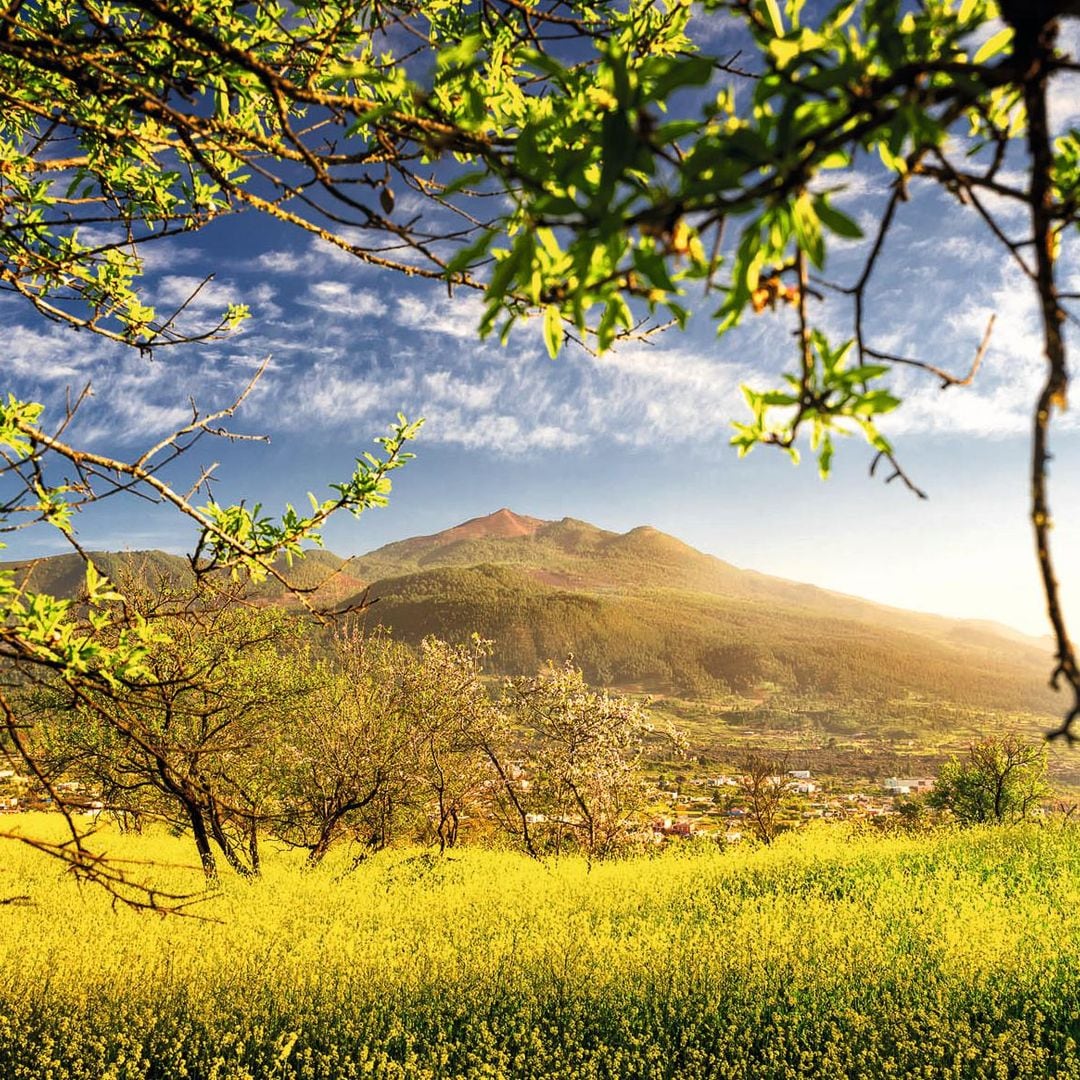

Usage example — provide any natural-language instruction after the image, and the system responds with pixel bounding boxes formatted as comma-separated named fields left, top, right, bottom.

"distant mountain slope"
left=355, top=563, right=1056, bottom=713
left=345, top=510, right=1056, bottom=713
left=353, top=511, right=1045, bottom=647
left=4, top=548, right=365, bottom=608
left=2, top=510, right=1058, bottom=715
left=7, top=550, right=194, bottom=599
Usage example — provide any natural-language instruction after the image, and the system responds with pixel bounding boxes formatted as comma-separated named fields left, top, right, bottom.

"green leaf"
left=814, top=197, right=863, bottom=239
left=843, top=364, right=890, bottom=382
left=437, top=34, right=483, bottom=71
left=646, top=56, right=714, bottom=101
left=793, top=193, right=825, bottom=268
left=762, top=0, right=784, bottom=37
left=518, top=48, right=568, bottom=79
left=655, top=119, right=703, bottom=143
left=632, top=246, right=678, bottom=293
left=855, top=390, right=901, bottom=415
left=818, top=435, right=834, bottom=478
left=668, top=302, right=690, bottom=330
left=973, top=26, right=1013, bottom=65
left=536, top=228, right=561, bottom=260
left=542, top=304, right=563, bottom=359
left=445, top=230, right=495, bottom=276
left=769, top=38, right=801, bottom=68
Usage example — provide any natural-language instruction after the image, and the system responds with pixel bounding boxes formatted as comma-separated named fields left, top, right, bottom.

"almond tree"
left=499, top=660, right=655, bottom=858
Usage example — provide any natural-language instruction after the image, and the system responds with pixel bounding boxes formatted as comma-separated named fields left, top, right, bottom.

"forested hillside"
left=347, top=511, right=1056, bottom=714
left=4, top=509, right=1058, bottom=715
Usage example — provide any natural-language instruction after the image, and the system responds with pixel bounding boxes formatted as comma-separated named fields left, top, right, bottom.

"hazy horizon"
left=4, top=501, right=1061, bottom=643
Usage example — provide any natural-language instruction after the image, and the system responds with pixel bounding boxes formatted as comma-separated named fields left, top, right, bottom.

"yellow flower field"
left=2, top=817, right=1079, bottom=1079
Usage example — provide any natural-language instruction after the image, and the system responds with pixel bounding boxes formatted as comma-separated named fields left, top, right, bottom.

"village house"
left=651, top=817, right=697, bottom=838
left=883, top=777, right=935, bottom=796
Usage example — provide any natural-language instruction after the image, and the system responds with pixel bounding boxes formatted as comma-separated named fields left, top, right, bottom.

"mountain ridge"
left=351, top=510, right=1043, bottom=651
left=1, top=509, right=1057, bottom=715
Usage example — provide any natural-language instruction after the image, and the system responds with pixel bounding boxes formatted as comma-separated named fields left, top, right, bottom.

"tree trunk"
left=306, top=826, right=335, bottom=867
left=185, top=801, right=217, bottom=880
left=207, top=798, right=256, bottom=877
left=248, top=819, right=261, bottom=874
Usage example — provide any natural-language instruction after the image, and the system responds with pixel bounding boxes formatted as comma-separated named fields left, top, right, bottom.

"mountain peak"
left=620, top=524, right=697, bottom=551
left=373, top=509, right=547, bottom=556
left=444, top=508, right=547, bottom=541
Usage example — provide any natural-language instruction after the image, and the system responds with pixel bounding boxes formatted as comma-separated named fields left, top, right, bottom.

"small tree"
left=406, top=636, right=497, bottom=853
left=738, top=751, right=791, bottom=845
left=30, top=590, right=308, bottom=880
left=496, top=660, right=654, bottom=860
left=269, top=630, right=496, bottom=864
left=929, top=736, right=1050, bottom=825
left=269, top=632, right=419, bottom=865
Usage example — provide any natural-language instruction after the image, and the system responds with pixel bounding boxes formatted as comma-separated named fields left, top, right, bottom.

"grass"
left=3, top=815, right=1080, bottom=1078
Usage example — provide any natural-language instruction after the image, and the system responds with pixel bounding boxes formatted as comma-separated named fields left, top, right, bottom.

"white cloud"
left=1051, top=66, right=1080, bottom=134
left=302, top=280, right=386, bottom=319
left=155, top=274, right=242, bottom=311
left=13, top=163, right=1070, bottom=469
left=255, top=249, right=304, bottom=274
left=254, top=234, right=371, bottom=276
left=8, top=324, right=96, bottom=382
left=396, top=292, right=487, bottom=341
left=427, top=410, right=585, bottom=453
left=809, top=166, right=890, bottom=203
left=150, top=273, right=280, bottom=333
left=421, top=369, right=499, bottom=411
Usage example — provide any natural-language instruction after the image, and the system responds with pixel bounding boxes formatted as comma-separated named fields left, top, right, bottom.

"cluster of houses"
left=882, top=776, right=936, bottom=796
left=0, top=771, right=103, bottom=814
left=650, top=770, right=938, bottom=841
left=0, top=759, right=941, bottom=843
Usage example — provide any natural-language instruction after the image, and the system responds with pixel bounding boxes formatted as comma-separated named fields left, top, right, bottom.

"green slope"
left=355, top=561, right=1057, bottom=713
left=7, top=550, right=194, bottom=599
left=2, top=510, right=1059, bottom=716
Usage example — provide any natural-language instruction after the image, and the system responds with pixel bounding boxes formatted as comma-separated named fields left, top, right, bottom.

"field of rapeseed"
left=2, top=817, right=1079, bottom=1079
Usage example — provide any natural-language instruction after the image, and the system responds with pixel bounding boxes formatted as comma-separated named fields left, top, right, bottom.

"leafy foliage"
left=0, top=0, right=1041, bottom=476
left=929, top=734, right=1051, bottom=824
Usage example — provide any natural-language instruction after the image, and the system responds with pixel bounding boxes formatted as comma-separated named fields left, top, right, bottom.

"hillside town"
left=648, top=770, right=939, bottom=842
left=0, top=764, right=942, bottom=843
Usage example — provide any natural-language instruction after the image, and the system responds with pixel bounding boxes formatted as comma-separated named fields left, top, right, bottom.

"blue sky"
left=7, top=7, right=1080, bottom=638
